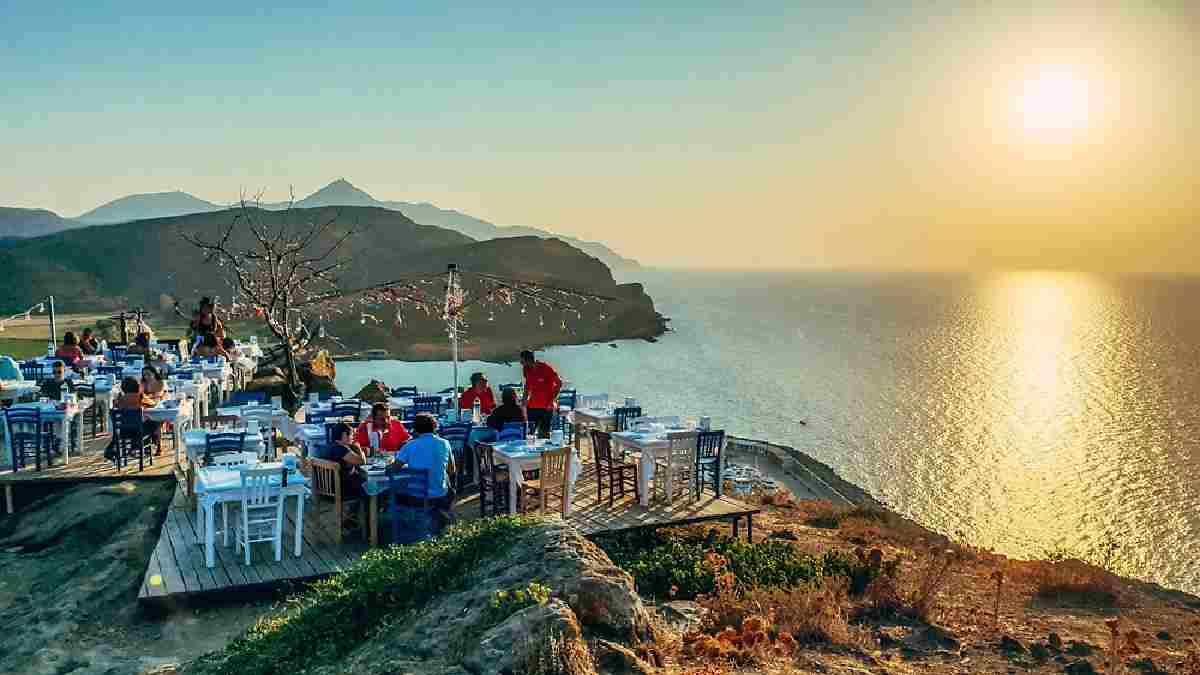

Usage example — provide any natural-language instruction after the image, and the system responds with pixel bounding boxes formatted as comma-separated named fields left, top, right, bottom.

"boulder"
left=352, top=380, right=390, bottom=404
left=657, top=600, right=706, bottom=633
left=463, top=599, right=582, bottom=675
left=592, top=639, right=654, bottom=675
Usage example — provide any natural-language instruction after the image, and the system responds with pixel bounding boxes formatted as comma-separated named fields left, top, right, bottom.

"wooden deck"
left=138, top=484, right=368, bottom=602
left=138, top=464, right=758, bottom=602
left=0, top=444, right=179, bottom=483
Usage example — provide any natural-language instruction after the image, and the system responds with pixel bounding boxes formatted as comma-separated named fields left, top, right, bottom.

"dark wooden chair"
left=694, top=430, right=726, bottom=499
left=110, top=409, right=154, bottom=472
left=329, top=400, right=363, bottom=424
left=307, top=458, right=366, bottom=544
left=5, top=408, right=52, bottom=471
left=613, top=406, right=642, bottom=432
left=592, top=429, right=638, bottom=508
left=203, top=431, right=247, bottom=465
left=475, top=443, right=511, bottom=517
left=72, top=383, right=103, bottom=439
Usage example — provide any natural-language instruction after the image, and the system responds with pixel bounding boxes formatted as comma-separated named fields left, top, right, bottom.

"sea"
left=336, top=268, right=1200, bottom=595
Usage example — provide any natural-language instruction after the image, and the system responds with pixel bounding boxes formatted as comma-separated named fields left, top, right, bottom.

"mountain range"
left=0, top=205, right=662, bottom=359
left=12, top=179, right=637, bottom=269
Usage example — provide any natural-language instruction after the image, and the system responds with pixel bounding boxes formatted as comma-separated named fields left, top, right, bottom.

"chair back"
left=391, top=386, right=419, bottom=397
left=97, top=365, right=124, bottom=378
left=497, top=421, right=525, bottom=442
left=209, top=451, right=255, bottom=469
left=330, top=400, right=363, bottom=423
left=578, top=394, right=608, bottom=410
left=204, top=431, right=247, bottom=463
left=308, top=458, right=340, bottom=499
left=540, top=446, right=570, bottom=485
left=317, top=390, right=336, bottom=401
left=110, top=345, right=128, bottom=362
left=557, top=389, right=578, bottom=410
left=5, top=407, right=43, bottom=442
left=667, top=431, right=699, bottom=466
left=633, top=415, right=681, bottom=430
left=412, top=395, right=442, bottom=415
left=613, top=406, right=642, bottom=432
left=201, top=414, right=239, bottom=430
left=696, top=429, right=725, bottom=461
left=388, top=468, right=434, bottom=544
left=20, top=361, right=46, bottom=383
left=229, top=391, right=268, bottom=406
left=440, top=423, right=471, bottom=453
left=240, top=467, right=282, bottom=509
left=591, top=429, right=615, bottom=464
left=111, top=408, right=145, bottom=439
left=73, top=383, right=96, bottom=400
left=499, top=383, right=523, bottom=398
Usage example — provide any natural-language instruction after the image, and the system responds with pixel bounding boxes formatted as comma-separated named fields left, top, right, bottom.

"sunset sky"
left=2, top=2, right=1197, bottom=272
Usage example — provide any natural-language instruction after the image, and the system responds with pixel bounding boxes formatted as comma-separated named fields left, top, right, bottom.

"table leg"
left=509, top=470, right=520, bottom=515
left=369, top=495, right=378, bottom=547
left=294, top=493, right=304, bottom=556
left=5, top=485, right=13, bottom=514
left=195, top=491, right=204, bottom=540
left=205, top=501, right=216, bottom=568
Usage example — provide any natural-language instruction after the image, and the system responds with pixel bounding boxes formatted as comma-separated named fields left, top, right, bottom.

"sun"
left=1017, top=69, right=1091, bottom=138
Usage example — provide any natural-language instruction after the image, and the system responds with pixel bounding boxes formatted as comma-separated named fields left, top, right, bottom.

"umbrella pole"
left=448, top=264, right=459, bottom=421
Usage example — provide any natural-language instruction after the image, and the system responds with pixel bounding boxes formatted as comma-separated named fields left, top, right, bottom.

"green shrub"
left=593, top=527, right=886, bottom=600
left=483, top=581, right=552, bottom=627
left=191, top=515, right=537, bottom=675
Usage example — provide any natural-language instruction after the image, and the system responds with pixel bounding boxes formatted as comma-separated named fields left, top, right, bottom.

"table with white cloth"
left=2, top=400, right=81, bottom=466
left=183, top=428, right=268, bottom=496
left=571, top=407, right=617, bottom=458
left=169, top=375, right=214, bottom=421
left=144, top=399, right=195, bottom=464
left=193, top=462, right=309, bottom=568
left=611, top=427, right=700, bottom=507
left=0, top=381, right=39, bottom=403
left=302, top=399, right=373, bottom=422
left=491, top=439, right=581, bottom=516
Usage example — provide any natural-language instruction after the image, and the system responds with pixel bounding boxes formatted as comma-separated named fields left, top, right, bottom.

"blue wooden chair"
left=613, top=406, right=643, bottom=432
left=412, top=395, right=442, bottom=416
left=109, top=345, right=128, bottom=362
left=497, top=422, right=525, bottom=442
left=694, top=430, right=726, bottom=499
left=19, top=361, right=46, bottom=383
left=329, top=400, right=363, bottom=423
left=203, top=430, right=247, bottom=465
left=557, top=389, right=578, bottom=410
left=111, top=409, right=154, bottom=472
left=551, top=413, right=575, bottom=445
left=5, top=408, right=52, bottom=471
left=228, top=391, right=268, bottom=407
left=317, top=390, right=336, bottom=401
left=97, top=365, right=124, bottom=378
left=387, top=468, right=435, bottom=545
left=391, top=386, right=419, bottom=397
left=441, top=423, right=472, bottom=489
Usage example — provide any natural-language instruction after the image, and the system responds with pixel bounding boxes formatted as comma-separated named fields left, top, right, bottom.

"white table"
left=2, top=401, right=81, bottom=466
left=611, top=428, right=696, bottom=507
left=169, top=376, right=214, bottom=421
left=194, top=462, right=308, bottom=568
left=492, top=440, right=580, bottom=516
left=571, top=407, right=616, bottom=459
left=183, top=428, right=265, bottom=463
left=144, top=399, right=194, bottom=464
left=0, top=381, right=38, bottom=403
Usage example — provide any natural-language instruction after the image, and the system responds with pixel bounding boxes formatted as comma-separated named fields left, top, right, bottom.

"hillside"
left=0, top=205, right=663, bottom=356
left=0, top=207, right=77, bottom=239
left=74, top=190, right=223, bottom=225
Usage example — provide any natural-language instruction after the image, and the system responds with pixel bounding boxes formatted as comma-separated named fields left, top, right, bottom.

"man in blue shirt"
left=395, top=413, right=456, bottom=509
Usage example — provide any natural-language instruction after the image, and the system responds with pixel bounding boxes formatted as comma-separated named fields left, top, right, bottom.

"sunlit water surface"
left=337, top=269, right=1200, bottom=594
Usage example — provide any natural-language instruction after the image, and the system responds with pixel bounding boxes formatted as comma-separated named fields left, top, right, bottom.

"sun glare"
left=1017, top=69, right=1092, bottom=138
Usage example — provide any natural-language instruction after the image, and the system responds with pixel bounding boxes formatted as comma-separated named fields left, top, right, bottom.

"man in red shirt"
left=520, top=349, right=562, bottom=436
left=459, top=372, right=497, bottom=414
left=354, top=402, right=411, bottom=455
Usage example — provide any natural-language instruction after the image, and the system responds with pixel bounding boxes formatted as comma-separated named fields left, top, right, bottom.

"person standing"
left=520, top=349, right=561, bottom=437
left=79, top=328, right=100, bottom=356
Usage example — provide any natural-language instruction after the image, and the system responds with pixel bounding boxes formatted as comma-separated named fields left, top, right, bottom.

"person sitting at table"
left=486, top=387, right=526, bottom=432
left=354, top=402, right=411, bottom=455
left=106, top=377, right=162, bottom=458
left=127, top=331, right=153, bottom=356
left=221, top=337, right=241, bottom=360
left=79, top=328, right=100, bottom=356
left=520, top=349, right=562, bottom=437
left=329, top=422, right=367, bottom=501
left=54, top=332, right=84, bottom=369
left=460, top=372, right=496, bottom=415
left=393, top=413, right=456, bottom=519
left=192, top=332, right=228, bottom=359
left=141, top=366, right=166, bottom=402
left=39, top=360, right=72, bottom=400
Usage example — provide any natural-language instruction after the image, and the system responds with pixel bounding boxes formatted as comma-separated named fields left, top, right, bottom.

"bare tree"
left=181, top=194, right=361, bottom=399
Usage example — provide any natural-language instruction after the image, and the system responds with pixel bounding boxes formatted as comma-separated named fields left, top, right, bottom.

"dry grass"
left=1020, top=558, right=1120, bottom=607
left=862, top=547, right=963, bottom=623
left=521, top=628, right=596, bottom=675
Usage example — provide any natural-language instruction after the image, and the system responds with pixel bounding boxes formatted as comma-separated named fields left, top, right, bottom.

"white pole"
left=448, top=264, right=459, bottom=421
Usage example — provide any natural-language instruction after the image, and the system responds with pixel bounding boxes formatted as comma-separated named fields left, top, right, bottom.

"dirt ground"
left=0, top=480, right=280, bottom=675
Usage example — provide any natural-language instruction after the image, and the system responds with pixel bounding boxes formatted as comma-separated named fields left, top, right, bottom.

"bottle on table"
left=472, top=399, right=482, bottom=425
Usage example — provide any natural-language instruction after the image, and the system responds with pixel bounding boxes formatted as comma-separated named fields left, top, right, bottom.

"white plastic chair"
left=240, top=409, right=277, bottom=459
left=236, top=466, right=285, bottom=565
left=632, top=416, right=682, bottom=430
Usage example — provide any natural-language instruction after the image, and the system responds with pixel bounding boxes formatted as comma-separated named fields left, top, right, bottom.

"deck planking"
left=140, top=457, right=758, bottom=602
left=0, top=433, right=180, bottom=485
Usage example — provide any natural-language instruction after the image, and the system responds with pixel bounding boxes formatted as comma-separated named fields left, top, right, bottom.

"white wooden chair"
left=240, top=409, right=278, bottom=459
left=207, top=451, right=256, bottom=546
left=654, top=431, right=698, bottom=503
left=578, top=394, right=609, bottom=410
left=632, top=416, right=682, bottom=430
left=236, top=466, right=285, bottom=565
left=519, top=446, right=572, bottom=516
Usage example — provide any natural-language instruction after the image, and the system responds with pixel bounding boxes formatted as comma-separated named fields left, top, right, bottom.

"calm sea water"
left=337, top=269, right=1200, bottom=594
